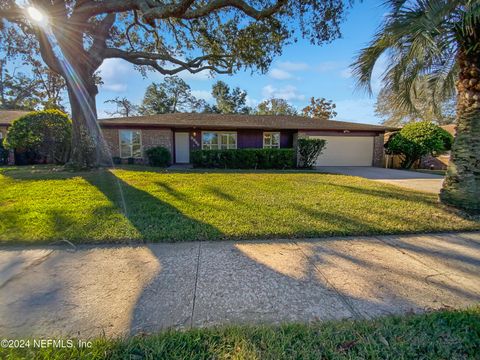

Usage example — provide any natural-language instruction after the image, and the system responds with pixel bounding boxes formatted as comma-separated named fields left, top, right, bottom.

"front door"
left=175, top=132, right=190, bottom=163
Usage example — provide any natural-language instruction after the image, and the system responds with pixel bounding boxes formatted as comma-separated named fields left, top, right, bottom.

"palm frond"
left=352, top=0, right=463, bottom=117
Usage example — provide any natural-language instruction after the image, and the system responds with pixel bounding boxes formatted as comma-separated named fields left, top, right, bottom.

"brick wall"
left=101, top=127, right=173, bottom=162
left=0, top=125, right=7, bottom=140
left=372, top=134, right=385, bottom=167
left=102, top=128, right=120, bottom=157
left=142, top=129, right=173, bottom=154
left=419, top=154, right=450, bottom=170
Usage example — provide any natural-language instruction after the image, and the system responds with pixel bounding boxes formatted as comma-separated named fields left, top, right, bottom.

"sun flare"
left=27, top=6, right=45, bottom=22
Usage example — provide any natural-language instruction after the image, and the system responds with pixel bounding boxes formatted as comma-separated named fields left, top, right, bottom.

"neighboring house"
left=0, top=110, right=29, bottom=141
left=99, top=114, right=387, bottom=167
left=384, top=124, right=456, bottom=170
left=0, top=110, right=30, bottom=165
left=419, top=124, right=456, bottom=170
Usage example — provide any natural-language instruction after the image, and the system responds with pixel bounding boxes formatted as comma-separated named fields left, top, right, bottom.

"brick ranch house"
left=100, top=113, right=387, bottom=166
left=1, top=110, right=387, bottom=167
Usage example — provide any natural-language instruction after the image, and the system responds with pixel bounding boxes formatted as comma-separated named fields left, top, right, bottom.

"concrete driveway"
left=317, top=166, right=445, bottom=193
left=0, top=232, right=479, bottom=339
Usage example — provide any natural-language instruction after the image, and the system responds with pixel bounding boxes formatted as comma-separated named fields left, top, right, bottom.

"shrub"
left=297, top=138, right=327, bottom=168
left=191, top=148, right=295, bottom=169
left=112, top=156, right=122, bottom=165
left=0, top=139, right=9, bottom=165
left=145, top=146, right=171, bottom=167
left=385, top=121, right=454, bottom=169
left=4, top=110, right=72, bottom=164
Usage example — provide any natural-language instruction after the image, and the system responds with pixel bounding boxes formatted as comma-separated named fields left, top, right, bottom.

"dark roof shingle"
left=0, top=110, right=30, bottom=125
left=99, top=113, right=387, bottom=132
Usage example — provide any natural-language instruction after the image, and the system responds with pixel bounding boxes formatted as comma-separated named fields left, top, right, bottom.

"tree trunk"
left=65, top=68, right=111, bottom=169
left=440, top=47, right=480, bottom=213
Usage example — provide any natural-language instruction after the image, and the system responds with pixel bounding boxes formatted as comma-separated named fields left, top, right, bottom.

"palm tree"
left=352, top=0, right=480, bottom=213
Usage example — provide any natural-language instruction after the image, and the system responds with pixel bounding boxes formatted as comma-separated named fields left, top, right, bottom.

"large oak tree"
left=1, top=0, right=348, bottom=168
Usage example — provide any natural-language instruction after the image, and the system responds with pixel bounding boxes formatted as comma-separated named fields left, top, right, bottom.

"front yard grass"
left=3, top=307, right=479, bottom=359
left=0, top=165, right=478, bottom=244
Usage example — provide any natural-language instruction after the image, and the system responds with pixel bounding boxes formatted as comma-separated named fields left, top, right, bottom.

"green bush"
left=385, top=121, right=454, bottom=169
left=297, top=138, right=327, bottom=168
left=4, top=110, right=72, bottom=164
left=145, top=146, right=171, bottom=167
left=112, top=156, right=122, bottom=165
left=191, top=148, right=295, bottom=169
left=0, top=139, right=9, bottom=165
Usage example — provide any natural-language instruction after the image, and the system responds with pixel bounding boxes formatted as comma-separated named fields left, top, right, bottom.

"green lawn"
left=0, top=165, right=478, bottom=244
left=3, top=307, right=479, bottom=359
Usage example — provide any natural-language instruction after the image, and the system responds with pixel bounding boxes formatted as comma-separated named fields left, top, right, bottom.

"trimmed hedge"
left=146, top=146, right=171, bottom=167
left=191, top=148, right=295, bottom=169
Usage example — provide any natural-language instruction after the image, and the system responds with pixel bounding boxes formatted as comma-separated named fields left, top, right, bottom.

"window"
left=119, top=130, right=142, bottom=158
left=202, top=132, right=237, bottom=150
left=263, top=132, right=280, bottom=149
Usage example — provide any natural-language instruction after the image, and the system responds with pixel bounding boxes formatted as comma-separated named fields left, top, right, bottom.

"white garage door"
left=309, top=136, right=374, bottom=166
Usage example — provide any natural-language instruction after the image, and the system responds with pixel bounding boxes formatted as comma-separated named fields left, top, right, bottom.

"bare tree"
left=104, top=97, right=139, bottom=117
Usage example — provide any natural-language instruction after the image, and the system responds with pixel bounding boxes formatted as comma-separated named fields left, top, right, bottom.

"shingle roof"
left=0, top=110, right=30, bottom=125
left=441, top=124, right=456, bottom=136
left=99, top=113, right=387, bottom=132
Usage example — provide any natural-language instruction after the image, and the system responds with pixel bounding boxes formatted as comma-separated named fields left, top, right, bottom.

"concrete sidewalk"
left=0, top=232, right=479, bottom=338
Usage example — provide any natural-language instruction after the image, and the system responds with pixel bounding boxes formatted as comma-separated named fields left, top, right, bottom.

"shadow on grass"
left=0, top=165, right=478, bottom=244
left=84, top=171, right=224, bottom=242
left=204, top=185, right=237, bottom=202
left=0, top=166, right=223, bottom=243
left=328, top=182, right=439, bottom=205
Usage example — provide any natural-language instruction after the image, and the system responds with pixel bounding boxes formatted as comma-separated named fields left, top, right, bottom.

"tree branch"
left=73, top=0, right=287, bottom=22
left=103, top=48, right=232, bottom=75
left=165, top=0, right=287, bottom=20
left=36, top=28, right=64, bottom=76
left=88, top=13, right=116, bottom=69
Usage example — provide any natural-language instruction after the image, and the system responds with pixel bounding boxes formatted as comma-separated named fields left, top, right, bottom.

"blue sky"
left=98, top=1, right=388, bottom=123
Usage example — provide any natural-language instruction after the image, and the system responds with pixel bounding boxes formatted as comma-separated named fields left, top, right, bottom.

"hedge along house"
left=99, top=113, right=387, bottom=167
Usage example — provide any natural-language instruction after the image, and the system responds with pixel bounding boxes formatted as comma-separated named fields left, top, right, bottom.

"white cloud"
left=317, top=61, right=343, bottom=73
left=277, top=61, right=309, bottom=72
left=269, top=68, right=293, bottom=80
left=178, top=69, right=211, bottom=81
left=262, top=85, right=305, bottom=102
left=97, top=109, right=113, bottom=119
left=102, top=83, right=128, bottom=92
left=98, top=58, right=132, bottom=93
left=340, top=68, right=352, bottom=79
left=191, top=89, right=213, bottom=101
left=245, top=96, right=259, bottom=108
